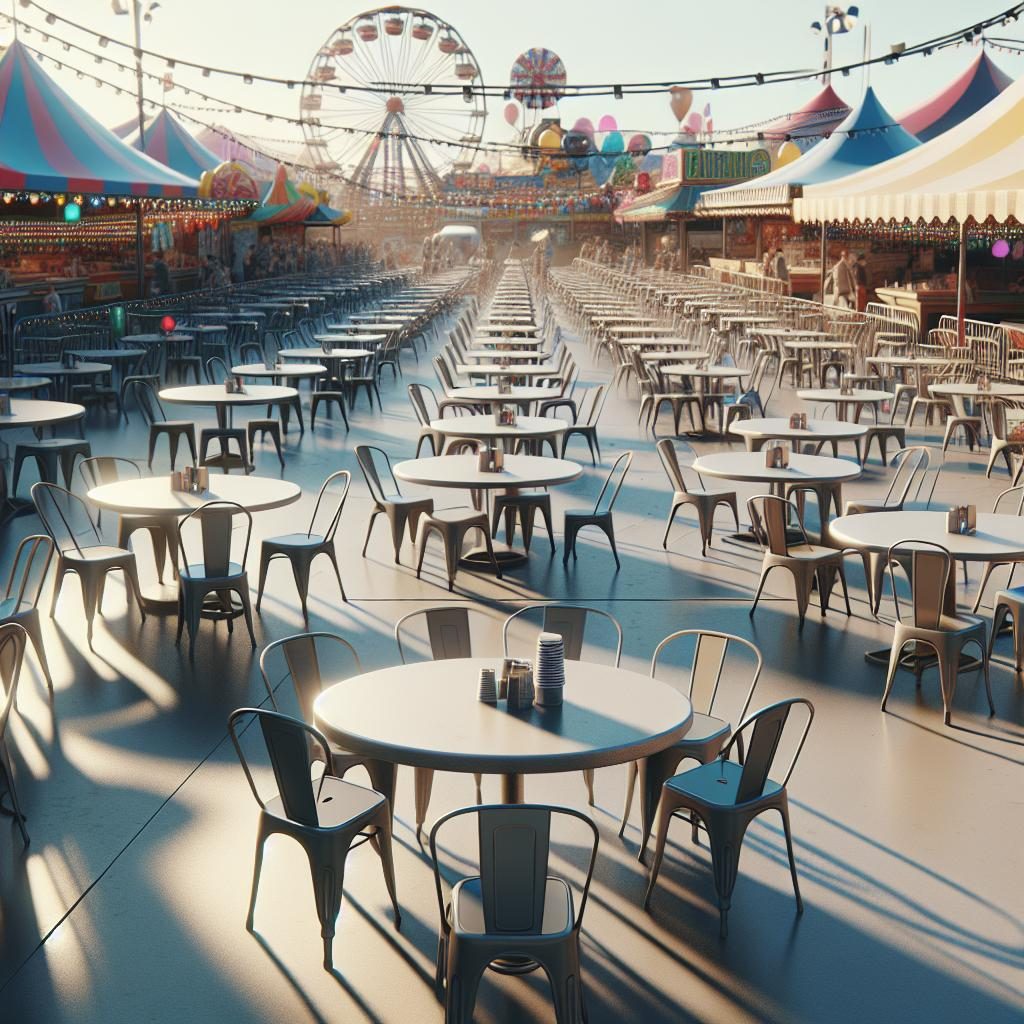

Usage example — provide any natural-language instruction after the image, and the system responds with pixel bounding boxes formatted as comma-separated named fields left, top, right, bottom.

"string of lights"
left=9, top=0, right=1024, bottom=97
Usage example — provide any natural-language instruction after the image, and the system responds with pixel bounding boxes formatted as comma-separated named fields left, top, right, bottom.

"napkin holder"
left=839, top=375, right=854, bottom=396
left=477, top=446, right=504, bottom=472
left=0, top=393, right=10, bottom=416
left=61, top=351, right=76, bottom=370
left=322, top=340, right=333, bottom=354
left=224, top=376, right=246, bottom=395
left=497, top=376, right=512, bottom=395
left=504, top=660, right=534, bottom=711
left=789, top=412, right=807, bottom=430
left=175, top=466, right=210, bottom=494
left=977, top=373, right=991, bottom=392
left=494, top=403, right=517, bottom=428
left=946, top=505, right=976, bottom=535
left=765, top=444, right=789, bottom=469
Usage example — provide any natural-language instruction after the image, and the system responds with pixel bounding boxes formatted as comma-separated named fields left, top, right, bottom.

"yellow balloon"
left=775, top=141, right=801, bottom=168
left=537, top=128, right=562, bottom=151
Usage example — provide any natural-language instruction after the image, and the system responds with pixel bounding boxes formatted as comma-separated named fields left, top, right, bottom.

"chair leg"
left=582, top=768, right=595, bottom=806
left=643, top=790, right=682, bottom=908
left=255, top=548, right=272, bottom=612
left=778, top=800, right=803, bottom=914
left=618, top=760, right=638, bottom=836
left=245, top=820, right=269, bottom=930
left=414, top=768, right=434, bottom=839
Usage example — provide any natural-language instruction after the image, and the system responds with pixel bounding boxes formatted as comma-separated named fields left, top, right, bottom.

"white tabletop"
left=231, top=362, right=327, bottom=377
left=15, top=361, right=111, bottom=376
left=393, top=453, right=582, bottom=489
left=692, top=451, right=862, bottom=485
left=799, top=388, right=894, bottom=403
left=829, top=511, right=1024, bottom=562
left=477, top=324, right=541, bottom=335
left=449, top=385, right=560, bottom=403
left=285, top=347, right=372, bottom=360
left=159, top=384, right=297, bottom=406
left=928, top=382, right=1024, bottom=399
left=429, top=415, right=567, bottom=440
left=471, top=336, right=544, bottom=347
left=314, top=658, right=693, bottom=775
left=87, top=474, right=301, bottom=516
left=759, top=328, right=831, bottom=339
left=729, top=418, right=867, bottom=442
left=662, top=365, right=749, bottom=379
left=0, top=376, right=51, bottom=391
left=782, top=341, right=855, bottom=351
left=866, top=355, right=970, bottom=367
left=457, top=364, right=560, bottom=378
left=0, top=399, right=85, bottom=430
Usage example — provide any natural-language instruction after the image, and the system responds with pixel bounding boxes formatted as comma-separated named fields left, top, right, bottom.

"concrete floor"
left=0, top=292, right=1021, bottom=1024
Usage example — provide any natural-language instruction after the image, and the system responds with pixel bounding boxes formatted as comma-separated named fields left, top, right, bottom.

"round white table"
left=692, top=451, right=862, bottom=544
left=0, top=398, right=85, bottom=431
left=231, top=362, right=327, bottom=386
left=313, top=659, right=693, bottom=831
left=798, top=388, right=894, bottom=422
left=159, top=383, right=300, bottom=430
left=429, top=414, right=566, bottom=451
left=0, top=376, right=51, bottom=393
left=730, top=417, right=867, bottom=461
left=87, top=474, right=300, bottom=608
left=14, top=361, right=112, bottom=401
left=660, top=366, right=749, bottom=435
left=448, top=385, right=560, bottom=410
left=393, top=453, right=582, bottom=567
left=283, top=347, right=372, bottom=361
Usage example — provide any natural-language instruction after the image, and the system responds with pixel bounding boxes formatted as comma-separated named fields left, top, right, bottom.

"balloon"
left=600, top=131, right=624, bottom=156
left=627, top=133, right=652, bottom=155
left=669, top=86, right=692, bottom=123
left=562, top=130, right=592, bottom=157
left=537, top=127, right=562, bottom=150
left=993, top=239, right=1011, bottom=259
left=1014, top=241, right=1024, bottom=260
left=572, top=117, right=595, bottom=137
left=775, top=141, right=801, bottom=168
left=684, top=111, right=703, bottom=134
left=589, top=153, right=616, bottom=185
left=597, top=114, right=617, bottom=132
left=476, top=163, right=490, bottom=174
left=703, top=102, right=712, bottom=118
left=504, top=102, right=519, bottom=126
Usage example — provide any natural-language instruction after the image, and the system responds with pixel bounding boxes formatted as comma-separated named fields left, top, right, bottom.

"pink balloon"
left=597, top=114, right=617, bottom=132
left=476, top=164, right=491, bottom=174
left=669, top=86, right=692, bottom=123
left=504, top=102, right=519, bottom=126
left=572, top=117, right=595, bottom=137
left=993, top=239, right=1010, bottom=259
left=684, top=112, right=703, bottom=133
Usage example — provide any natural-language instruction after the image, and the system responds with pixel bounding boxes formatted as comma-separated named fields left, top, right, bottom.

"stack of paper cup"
left=534, top=632, right=565, bottom=706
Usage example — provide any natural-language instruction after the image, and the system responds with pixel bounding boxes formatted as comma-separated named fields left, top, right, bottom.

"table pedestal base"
left=864, top=641, right=982, bottom=674
left=460, top=547, right=528, bottom=571
left=137, top=581, right=180, bottom=612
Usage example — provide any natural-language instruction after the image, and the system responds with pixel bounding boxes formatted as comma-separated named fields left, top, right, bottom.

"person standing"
left=151, top=250, right=171, bottom=297
left=773, top=246, right=790, bottom=292
left=831, top=250, right=855, bottom=308
left=854, top=253, right=870, bottom=311
left=41, top=284, right=62, bottom=315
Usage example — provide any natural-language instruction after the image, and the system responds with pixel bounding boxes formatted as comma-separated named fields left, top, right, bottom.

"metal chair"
left=563, top=451, right=632, bottom=569
left=971, top=486, right=1024, bottom=613
left=259, top=631, right=366, bottom=778
left=415, top=506, right=501, bottom=591
left=395, top=605, right=490, bottom=831
left=559, top=385, right=607, bottom=465
left=658, top=438, right=739, bottom=555
left=228, top=708, right=400, bottom=971
left=643, top=698, right=814, bottom=939
left=356, top=445, right=433, bottom=564
left=32, top=481, right=146, bottom=648
left=620, top=630, right=762, bottom=859
left=430, top=803, right=598, bottom=1023
left=256, top=470, right=350, bottom=620
left=0, top=536, right=54, bottom=695
left=11, top=438, right=92, bottom=496
left=502, top=602, right=623, bottom=805
left=748, top=494, right=852, bottom=624
left=131, top=379, right=198, bottom=470
left=881, top=539, right=992, bottom=725
left=175, top=500, right=256, bottom=660
left=0, top=623, right=30, bottom=844
left=986, top=398, right=1024, bottom=479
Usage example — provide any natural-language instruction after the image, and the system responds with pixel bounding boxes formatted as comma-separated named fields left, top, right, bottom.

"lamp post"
left=113, top=1, right=161, bottom=299
left=811, top=5, right=860, bottom=82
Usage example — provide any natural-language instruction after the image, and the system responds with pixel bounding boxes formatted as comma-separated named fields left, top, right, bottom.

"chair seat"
left=451, top=875, right=573, bottom=937
left=265, top=774, right=383, bottom=830
left=843, top=499, right=896, bottom=515
left=159, top=420, right=197, bottom=431
left=61, top=544, right=134, bottom=565
left=263, top=532, right=326, bottom=550
left=995, top=585, right=1024, bottom=605
left=564, top=507, right=601, bottom=519
left=181, top=561, right=246, bottom=582
left=676, top=711, right=730, bottom=748
left=428, top=507, right=487, bottom=526
left=786, top=543, right=843, bottom=563
left=666, top=758, right=783, bottom=808
left=906, top=614, right=986, bottom=639
left=677, top=485, right=734, bottom=501
left=16, top=438, right=88, bottom=452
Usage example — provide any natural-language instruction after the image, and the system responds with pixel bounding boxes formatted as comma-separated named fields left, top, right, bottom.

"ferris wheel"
left=299, top=7, right=487, bottom=198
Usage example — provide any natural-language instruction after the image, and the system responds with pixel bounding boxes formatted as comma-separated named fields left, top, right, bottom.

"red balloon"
left=160, top=315, right=176, bottom=333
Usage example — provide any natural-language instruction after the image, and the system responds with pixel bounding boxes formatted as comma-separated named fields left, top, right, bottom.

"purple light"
left=992, top=238, right=1010, bottom=259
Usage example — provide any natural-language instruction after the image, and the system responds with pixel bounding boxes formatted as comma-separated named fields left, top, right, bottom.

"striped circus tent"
left=244, top=165, right=317, bottom=224
left=794, top=65, right=1024, bottom=226
left=0, top=41, right=197, bottom=196
left=899, top=51, right=1013, bottom=144
left=127, top=109, right=220, bottom=180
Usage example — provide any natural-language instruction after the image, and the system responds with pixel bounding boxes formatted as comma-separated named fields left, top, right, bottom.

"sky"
left=4, top=0, right=1022, bottom=164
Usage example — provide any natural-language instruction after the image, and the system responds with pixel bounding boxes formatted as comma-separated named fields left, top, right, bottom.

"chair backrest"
left=884, top=447, right=930, bottom=508
left=593, top=451, right=632, bottom=515
left=31, top=482, right=101, bottom=555
left=502, top=603, right=623, bottom=665
left=355, top=445, right=400, bottom=504
left=443, top=437, right=480, bottom=455
left=2, top=535, right=54, bottom=611
left=657, top=437, right=696, bottom=495
left=78, top=456, right=142, bottom=492
left=886, top=538, right=951, bottom=629
left=228, top=707, right=330, bottom=828
left=176, top=500, right=252, bottom=578
left=408, top=383, right=440, bottom=428
left=429, top=803, right=599, bottom=936
left=579, top=384, right=606, bottom=428
left=992, top=485, right=1024, bottom=516
left=128, top=379, right=165, bottom=423
left=651, top=629, right=761, bottom=721
left=747, top=494, right=807, bottom=557
left=395, top=605, right=487, bottom=662
left=0, top=623, right=29, bottom=740
left=260, top=631, right=361, bottom=725
left=720, top=698, right=815, bottom=803
left=206, top=356, right=231, bottom=384
left=308, top=469, right=350, bottom=542
left=433, top=355, right=456, bottom=392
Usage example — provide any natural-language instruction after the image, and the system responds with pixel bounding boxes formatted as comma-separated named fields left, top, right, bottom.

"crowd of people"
left=239, top=238, right=376, bottom=283
left=824, top=250, right=870, bottom=310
